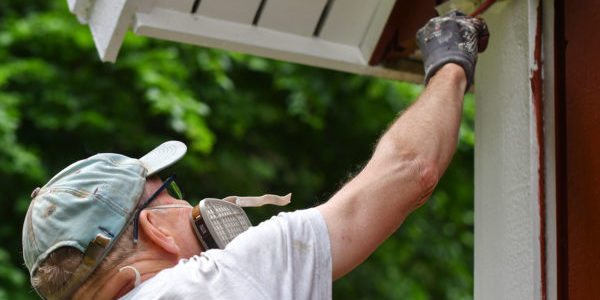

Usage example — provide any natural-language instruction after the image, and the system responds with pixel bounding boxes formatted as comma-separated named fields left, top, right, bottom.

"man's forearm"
left=319, top=63, right=467, bottom=279
left=371, top=63, right=467, bottom=205
left=349, top=63, right=467, bottom=230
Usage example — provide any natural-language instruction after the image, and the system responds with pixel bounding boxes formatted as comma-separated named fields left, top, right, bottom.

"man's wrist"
left=432, top=63, right=468, bottom=92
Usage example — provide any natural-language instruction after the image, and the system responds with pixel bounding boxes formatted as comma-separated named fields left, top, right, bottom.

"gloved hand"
left=416, top=10, right=489, bottom=91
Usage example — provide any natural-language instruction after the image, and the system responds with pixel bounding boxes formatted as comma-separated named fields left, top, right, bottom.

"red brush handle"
left=470, top=0, right=498, bottom=17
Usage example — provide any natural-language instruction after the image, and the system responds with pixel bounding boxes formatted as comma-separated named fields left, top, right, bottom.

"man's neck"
left=73, top=252, right=178, bottom=299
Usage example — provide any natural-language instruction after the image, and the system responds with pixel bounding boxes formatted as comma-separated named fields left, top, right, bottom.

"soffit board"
left=72, top=0, right=433, bottom=83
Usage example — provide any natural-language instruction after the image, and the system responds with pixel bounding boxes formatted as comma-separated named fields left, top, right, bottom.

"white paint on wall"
left=474, top=0, right=554, bottom=298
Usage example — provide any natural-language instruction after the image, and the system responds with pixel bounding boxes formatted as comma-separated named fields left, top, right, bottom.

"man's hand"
left=417, top=10, right=489, bottom=91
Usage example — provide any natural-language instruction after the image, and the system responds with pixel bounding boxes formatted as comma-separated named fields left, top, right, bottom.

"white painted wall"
left=474, top=0, right=554, bottom=298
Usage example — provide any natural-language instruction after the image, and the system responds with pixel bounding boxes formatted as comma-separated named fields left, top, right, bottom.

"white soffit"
left=319, top=0, right=380, bottom=46
left=195, top=0, right=263, bottom=24
left=153, top=0, right=196, bottom=13
left=71, top=0, right=422, bottom=82
left=258, top=0, right=329, bottom=37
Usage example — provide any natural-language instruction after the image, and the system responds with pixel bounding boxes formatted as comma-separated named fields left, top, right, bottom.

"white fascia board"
left=67, top=0, right=93, bottom=24
left=134, top=8, right=422, bottom=82
left=87, top=0, right=138, bottom=62
left=359, top=0, right=396, bottom=62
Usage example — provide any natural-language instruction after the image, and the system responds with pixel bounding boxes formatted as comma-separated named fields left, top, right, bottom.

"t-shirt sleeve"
left=212, top=208, right=332, bottom=300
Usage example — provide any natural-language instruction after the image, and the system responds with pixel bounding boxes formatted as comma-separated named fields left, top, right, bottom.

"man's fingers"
left=416, top=9, right=489, bottom=90
left=474, top=18, right=489, bottom=52
left=460, top=17, right=489, bottom=53
left=445, top=10, right=467, bottom=18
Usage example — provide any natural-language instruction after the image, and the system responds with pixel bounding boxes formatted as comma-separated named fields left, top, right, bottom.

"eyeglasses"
left=165, top=176, right=184, bottom=200
left=132, top=174, right=185, bottom=243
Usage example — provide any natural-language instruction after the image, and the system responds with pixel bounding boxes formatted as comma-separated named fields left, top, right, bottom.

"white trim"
left=195, top=0, right=263, bottom=24
left=87, top=0, right=138, bottom=62
left=319, top=0, right=380, bottom=46
left=257, top=0, right=329, bottom=37
left=154, top=0, right=195, bottom=13
left=358, top=0, right=395, bottom=62
left=133, top=8, right=423, bottom=82
left=69, top=0, right=423, bottom=82
left=527, top=2, right=543, bottom=299
left=67, top=0, right=93, bottom=24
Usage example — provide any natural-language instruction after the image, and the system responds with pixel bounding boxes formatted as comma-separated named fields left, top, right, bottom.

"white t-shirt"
left=121, top=208, right=332, bottom=300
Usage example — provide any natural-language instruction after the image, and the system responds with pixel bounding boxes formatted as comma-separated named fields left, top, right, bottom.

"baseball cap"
left=22, top=141, right=187, bottom=299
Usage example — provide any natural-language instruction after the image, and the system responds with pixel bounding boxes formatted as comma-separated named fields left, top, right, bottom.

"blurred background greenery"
left=0, top=1, right=475, bottom=299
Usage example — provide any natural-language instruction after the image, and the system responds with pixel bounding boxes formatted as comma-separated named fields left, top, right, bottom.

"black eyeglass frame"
left=132, top=174, right=182, bottom=243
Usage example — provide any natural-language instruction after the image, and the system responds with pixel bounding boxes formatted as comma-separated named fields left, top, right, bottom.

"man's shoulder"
left=121, top=254, right=267, bottom=299
left=120, top=208, right=331, bottom=299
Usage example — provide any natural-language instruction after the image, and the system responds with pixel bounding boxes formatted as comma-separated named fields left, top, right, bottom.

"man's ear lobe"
left=139, top=210, right=180, bottom=255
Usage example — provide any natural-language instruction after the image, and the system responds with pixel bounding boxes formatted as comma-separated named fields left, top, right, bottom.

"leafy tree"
left=0, top=1, right=475, bottom=299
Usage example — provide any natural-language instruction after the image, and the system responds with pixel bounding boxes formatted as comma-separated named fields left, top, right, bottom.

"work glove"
left=416, top=10, right=489, bottom=91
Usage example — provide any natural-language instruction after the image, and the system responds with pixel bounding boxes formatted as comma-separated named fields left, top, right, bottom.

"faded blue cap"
left=22, top=141, right=186, bottom=299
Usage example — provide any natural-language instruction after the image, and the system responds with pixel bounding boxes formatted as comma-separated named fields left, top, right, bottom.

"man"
left=23, top=11, right=488, bottom=299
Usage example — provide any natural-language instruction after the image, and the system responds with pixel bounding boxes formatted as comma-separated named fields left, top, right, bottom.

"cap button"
left=31, top=187, right=41, bottom=198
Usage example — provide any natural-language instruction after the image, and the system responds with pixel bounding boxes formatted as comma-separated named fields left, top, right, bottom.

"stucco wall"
left=474, top=0, right=546, bottom=298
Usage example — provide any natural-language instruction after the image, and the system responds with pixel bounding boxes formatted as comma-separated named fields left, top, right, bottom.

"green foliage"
left=0, top=1, right=475, bottom=299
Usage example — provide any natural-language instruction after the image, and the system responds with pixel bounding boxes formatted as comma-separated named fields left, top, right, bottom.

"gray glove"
left=416, top=10, right=489, bottom=91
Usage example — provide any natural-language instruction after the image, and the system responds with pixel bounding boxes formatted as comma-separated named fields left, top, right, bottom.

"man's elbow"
left=413, top=159, right=440, bottom=208
left=370, top=139, right=441, bottom=208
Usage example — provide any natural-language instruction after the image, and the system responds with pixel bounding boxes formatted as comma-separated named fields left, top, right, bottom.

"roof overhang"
left=68, top=0, right=438, bottom=83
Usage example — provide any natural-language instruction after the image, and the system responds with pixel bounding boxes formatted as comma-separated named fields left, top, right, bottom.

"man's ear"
left=139, top=210, right=180, bottom=255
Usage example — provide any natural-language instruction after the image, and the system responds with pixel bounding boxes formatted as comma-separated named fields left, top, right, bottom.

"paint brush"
left=436, top=0, right=501, bottom=17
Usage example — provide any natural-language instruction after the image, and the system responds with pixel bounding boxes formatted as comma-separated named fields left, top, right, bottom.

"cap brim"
left=139, top=141, right=187, bottom=176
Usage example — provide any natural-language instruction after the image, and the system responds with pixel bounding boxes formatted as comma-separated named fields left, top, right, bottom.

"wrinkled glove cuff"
left=423, top=52, right=474, bottom=92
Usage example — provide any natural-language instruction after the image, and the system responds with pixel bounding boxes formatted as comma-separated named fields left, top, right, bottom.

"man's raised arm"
left=317, top=11, right=489, bottom=280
